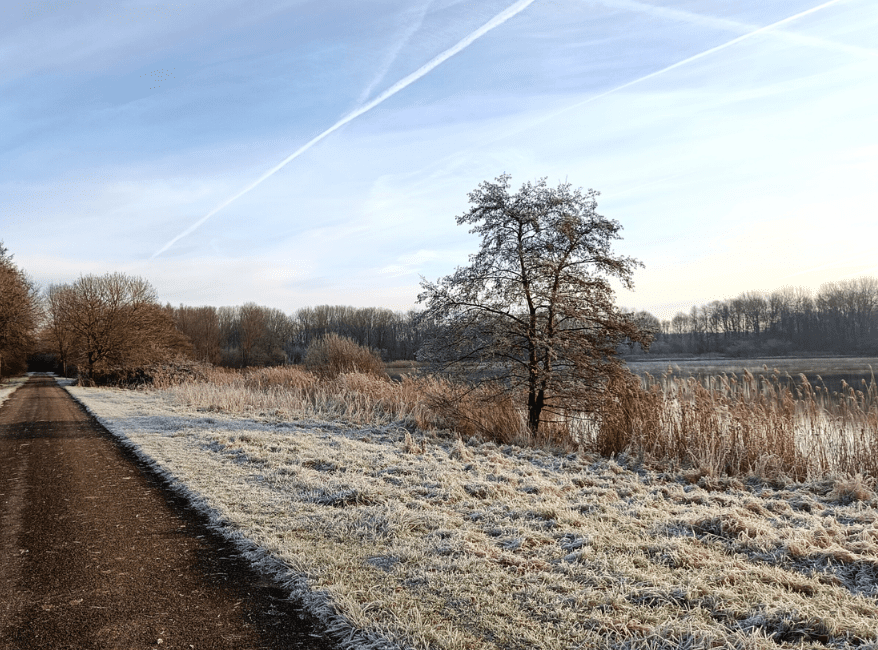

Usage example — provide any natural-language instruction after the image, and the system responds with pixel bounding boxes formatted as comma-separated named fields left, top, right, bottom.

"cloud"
left=152, top=0, right=537, bottom=258
left=357, top=0, right=433, bottom=105
left=377, top=249, right=443, bottom=277
left=456, top=0, right=855, bottom=157
left=594, top=0, right=877, bottom=59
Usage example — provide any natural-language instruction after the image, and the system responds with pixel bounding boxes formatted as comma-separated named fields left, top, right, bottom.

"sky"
left=2, top=0, right=877, bottom=321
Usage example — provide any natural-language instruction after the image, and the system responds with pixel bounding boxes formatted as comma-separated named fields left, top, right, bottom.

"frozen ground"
left=0, top=375, right=31, bottom=407
left=64, top=381, right=878, bottom=650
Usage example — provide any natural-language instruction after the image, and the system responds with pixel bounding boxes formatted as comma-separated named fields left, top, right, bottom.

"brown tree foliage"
left=417, top=174, right=651, bottom=434
left=169, top=305, right=223, bottom=365
left=49, top=273, right=191, bottom=382
left=0, top=243, right=39, bottom=378
left=43, top=284, right=76, bottom=376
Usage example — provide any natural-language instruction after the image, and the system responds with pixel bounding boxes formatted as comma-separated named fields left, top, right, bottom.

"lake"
left=623, top=356, right=878, bottom=397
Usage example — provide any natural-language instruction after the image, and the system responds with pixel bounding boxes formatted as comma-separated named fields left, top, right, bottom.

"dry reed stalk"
left=597, top=367, right=878, bottom=482
left=165, top=361, right=878, bottom=482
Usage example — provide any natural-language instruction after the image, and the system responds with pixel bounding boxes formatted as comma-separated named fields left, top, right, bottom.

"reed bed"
left=160, top=362, right=878, bottom=482
left=596, top=367, right=878, bottom=482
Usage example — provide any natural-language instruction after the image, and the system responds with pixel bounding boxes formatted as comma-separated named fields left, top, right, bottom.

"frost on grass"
left=67, top=384, right=878, bottom=650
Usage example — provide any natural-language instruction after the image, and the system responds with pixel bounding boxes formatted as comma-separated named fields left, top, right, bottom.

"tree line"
left=166, top=302, right=440, bottom=368
left=41, top=290, right=440, bottom=381
left=1, top=239, right=442, bottom=381
left=3, top=240, right=876, bottom=386
left=625, top=277, right=878, bottom=357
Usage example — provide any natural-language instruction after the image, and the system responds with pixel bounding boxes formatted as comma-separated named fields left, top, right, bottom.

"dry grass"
left=165, top=365, right=541, bottom=445
left=304, top=333, right=388, bottom=379
left=595, top=367, right=878, bottom=482
left=163, top=362, right=878, bottom=484
left=67, top=381, right=878, bottom=650
left=168, top=365, right=437, bottom=431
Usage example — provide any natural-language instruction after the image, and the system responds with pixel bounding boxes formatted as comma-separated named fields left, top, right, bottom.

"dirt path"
left=0, top=376, right=335, bottom=650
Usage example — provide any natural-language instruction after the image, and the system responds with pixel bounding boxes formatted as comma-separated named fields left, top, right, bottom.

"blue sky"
left=2, top=0, right=876, bottom=321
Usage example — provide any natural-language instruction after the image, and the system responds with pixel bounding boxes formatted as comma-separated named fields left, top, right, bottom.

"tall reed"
left=596, top=366, right=878, bottom=481
left=162, top=362, right=878, bottom=481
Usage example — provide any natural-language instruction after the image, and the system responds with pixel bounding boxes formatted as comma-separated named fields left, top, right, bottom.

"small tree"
left=417, top=174, right=651, bottom=435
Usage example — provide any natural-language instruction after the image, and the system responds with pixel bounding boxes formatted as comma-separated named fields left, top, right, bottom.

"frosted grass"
left=65, top=381, right=878, bottom=650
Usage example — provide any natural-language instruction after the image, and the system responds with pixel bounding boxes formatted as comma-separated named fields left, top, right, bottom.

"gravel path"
left=0, top=376, right=334, bottom=650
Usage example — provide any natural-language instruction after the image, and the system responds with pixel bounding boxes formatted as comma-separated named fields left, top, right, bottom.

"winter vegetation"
left=2, top=174, right=878, bottom=647
left=67, top=380, right=878, bottom=649
left=0, top=242, right=39, bottom=378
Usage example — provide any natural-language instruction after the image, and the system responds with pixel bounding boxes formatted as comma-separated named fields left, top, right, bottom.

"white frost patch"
left=0, top=375, right=31, bottom=408
left=65, top=385, right=878, bottom=650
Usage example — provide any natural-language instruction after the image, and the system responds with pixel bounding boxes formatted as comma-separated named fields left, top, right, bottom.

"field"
left=61, top=370, right=878, bottom=650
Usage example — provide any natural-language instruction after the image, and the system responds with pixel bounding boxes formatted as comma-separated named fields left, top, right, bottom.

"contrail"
left=378, top=0, right=857, bottom=191
left=598, top=0, right=877, bottom=59
left=152, top=0, right=535, bottom=258
left=473, top=0, right=852, bottom=147
left=357, top=0, right=433, bottom=105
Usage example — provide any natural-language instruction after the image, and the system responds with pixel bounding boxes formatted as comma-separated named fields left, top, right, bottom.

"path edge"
left=59, top=379, right=408, bottom=650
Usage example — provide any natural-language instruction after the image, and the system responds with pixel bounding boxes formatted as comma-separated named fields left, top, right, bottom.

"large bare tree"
left=417, top=174, right=651, bottom=434
left=171, top=305, right=223, bottom=365
left=0, top=243, right=39, bottom=378
left=53, top=273, right=190, bottom=381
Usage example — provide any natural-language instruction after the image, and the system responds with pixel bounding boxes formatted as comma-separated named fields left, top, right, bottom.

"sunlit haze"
left=3, top=0, right=876, bottom=321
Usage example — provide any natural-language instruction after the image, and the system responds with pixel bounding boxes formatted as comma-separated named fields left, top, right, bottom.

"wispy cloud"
left=407, top=0, right=860, bottom=182
left=152, top=0, right=536, bottom=258
left=357, top=0, right=433, bottom=105
left=521, top=0, right=855, bottom=134
left=596, top=0, right=878, bottom=59
left=378, top=249, right=443, bottom=277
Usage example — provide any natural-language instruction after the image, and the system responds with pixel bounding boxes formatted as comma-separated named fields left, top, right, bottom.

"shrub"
left=97, top=357, right=213, bottom=388
left=303, top=333, right=388, bottom=379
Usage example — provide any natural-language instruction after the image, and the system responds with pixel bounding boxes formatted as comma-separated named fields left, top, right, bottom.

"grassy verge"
left=65, top=374, right=878, bottom=650
left=0, top=374, right=32, bottom=408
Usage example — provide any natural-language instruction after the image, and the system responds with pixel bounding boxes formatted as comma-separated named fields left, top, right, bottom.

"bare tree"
left=172, top=305, right=223, bottom=365
left=43, top=284, right=76, bottom=376
left=238, top=302, right=266, bottom=367
left=55, top=273, right=190, bottom=381
left=417, top=174, right=651, bottom=434
left=0, top=243, right=39, bottom=378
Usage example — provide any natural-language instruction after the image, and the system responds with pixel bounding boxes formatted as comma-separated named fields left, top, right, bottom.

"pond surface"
left=624, top=356, right=878, bottom=396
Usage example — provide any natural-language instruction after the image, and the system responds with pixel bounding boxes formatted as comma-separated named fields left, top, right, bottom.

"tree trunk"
left=528, top=387, right=544, bottom=434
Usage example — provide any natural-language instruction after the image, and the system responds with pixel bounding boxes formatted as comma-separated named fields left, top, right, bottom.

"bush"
left=92, top=357, right=213, bottom=388
left=303, top=333, right=388, bottom=379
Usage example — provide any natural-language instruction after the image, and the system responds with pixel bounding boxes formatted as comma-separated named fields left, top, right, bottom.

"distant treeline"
left=4, top=234, right=878, bottom=382
left=167, top=303, right=440, bottom=367
left=624, top=277, right=878, bottom=357
left=175, top=276, right=878, bottom=369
